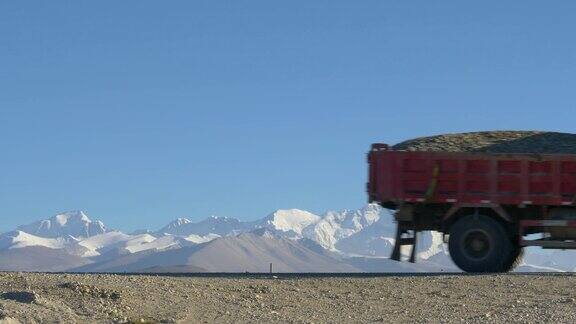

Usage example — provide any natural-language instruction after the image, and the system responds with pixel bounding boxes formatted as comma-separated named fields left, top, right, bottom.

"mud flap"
left=391, top=223, right=418, bottom=263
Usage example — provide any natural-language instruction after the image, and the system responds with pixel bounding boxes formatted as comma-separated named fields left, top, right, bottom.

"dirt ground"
left=1, top=272, right=576, bottom=323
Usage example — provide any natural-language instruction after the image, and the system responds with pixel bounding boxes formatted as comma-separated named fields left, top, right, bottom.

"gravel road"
left=1, top=273, right=576, bottom=323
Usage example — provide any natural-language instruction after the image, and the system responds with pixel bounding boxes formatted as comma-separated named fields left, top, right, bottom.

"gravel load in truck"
left=392, top=131, right=576, bottom=154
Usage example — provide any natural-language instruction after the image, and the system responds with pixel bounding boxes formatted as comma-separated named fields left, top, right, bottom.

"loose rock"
left=0, top=291, right=39, bottom=304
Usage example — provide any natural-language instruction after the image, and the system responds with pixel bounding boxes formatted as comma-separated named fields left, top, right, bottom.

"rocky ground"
left=1, top=273, right=576, bottom=323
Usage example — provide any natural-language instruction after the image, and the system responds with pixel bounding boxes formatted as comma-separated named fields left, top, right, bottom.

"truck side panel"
left=369, top=149, right=576, bottom=208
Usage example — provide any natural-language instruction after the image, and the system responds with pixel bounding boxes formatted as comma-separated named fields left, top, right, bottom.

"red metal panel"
left=368, top=146, right=576, bottom=207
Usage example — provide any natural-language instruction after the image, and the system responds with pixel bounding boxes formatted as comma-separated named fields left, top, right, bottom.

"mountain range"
left=0, top=205, right=567, bottom=272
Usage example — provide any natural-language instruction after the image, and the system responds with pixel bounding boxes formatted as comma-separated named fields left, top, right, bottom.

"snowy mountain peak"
left=321, top=204, right=385, bottom=231
left=301, top=204, right=391, bottom=251
left=349, top=203, right=385, bottom=227
left=359, top=203, right=384, bottom=218
left=17, top=211, right=107, bottom=239
left=158, top=215, right=247, bottom=237
left=261, top=209, right=321, bottom=236
left=54, top=211, right=90, bottom=225
left=173, top=218, right=192, bottom=226
left=158, top=218, right=191, bottom=233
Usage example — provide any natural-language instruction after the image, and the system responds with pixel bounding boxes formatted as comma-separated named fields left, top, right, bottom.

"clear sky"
left=1, top=1, right=575, bottom=232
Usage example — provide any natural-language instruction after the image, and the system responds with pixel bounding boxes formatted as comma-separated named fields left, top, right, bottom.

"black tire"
left=502, top=247, right=524, bottom=272
left=449, top=214, right=516, bottom=273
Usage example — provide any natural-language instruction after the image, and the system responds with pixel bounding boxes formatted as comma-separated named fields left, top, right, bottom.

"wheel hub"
left=463, top=230, right=491, bottom=260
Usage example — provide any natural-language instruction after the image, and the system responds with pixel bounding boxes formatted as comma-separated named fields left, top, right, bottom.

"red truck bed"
left=368, top=144, right=576, bottom=208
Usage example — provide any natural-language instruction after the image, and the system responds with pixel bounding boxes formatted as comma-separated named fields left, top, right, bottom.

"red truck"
left=367, top=143, right=576, bottom=272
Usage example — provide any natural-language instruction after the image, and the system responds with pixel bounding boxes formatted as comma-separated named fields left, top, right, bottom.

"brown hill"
left=0, top=246, right=92, bottom=272
left=73, top=233, right=360, bottom=273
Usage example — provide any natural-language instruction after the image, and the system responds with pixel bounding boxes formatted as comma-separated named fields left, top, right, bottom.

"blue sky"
left=1, top=1, right=575, bottom=231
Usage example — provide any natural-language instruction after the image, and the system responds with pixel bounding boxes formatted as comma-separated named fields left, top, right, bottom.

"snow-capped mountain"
left=303, top=204, right=390, bottom=251
left=157, top=209, right=322, bottom=239
left=67, top=231, right=205, bottom=258
left=159, top=218, right=191, bottom=233
left=0, top=230, right=72, bottom=250
left=301, top=204, right=444, bottom=259
left=17, top=211, right=107, bottom=239
left=256, top=209, right=321, bottom=238
left=157, top=215, right=249, bottom=237
left=0, top=206, right=566, bottom=272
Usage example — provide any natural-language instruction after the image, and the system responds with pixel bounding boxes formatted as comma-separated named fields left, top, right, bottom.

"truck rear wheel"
left=502, top=246, right=524, bottom=272
left=449, top=214, right=516, bottom=273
